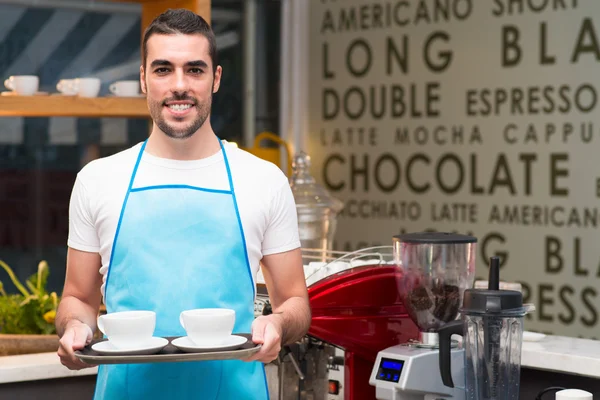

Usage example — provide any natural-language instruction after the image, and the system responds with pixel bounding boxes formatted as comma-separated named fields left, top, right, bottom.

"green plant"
left=0, top=260, right=59, bottom=335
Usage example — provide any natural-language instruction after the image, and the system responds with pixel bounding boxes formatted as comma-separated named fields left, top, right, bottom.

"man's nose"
left=172, top=70, right=188, bottom=92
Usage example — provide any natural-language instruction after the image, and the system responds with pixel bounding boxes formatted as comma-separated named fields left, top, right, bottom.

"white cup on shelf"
left=109, top=80, right=140, bottom=97
left=56, top=79, right=77, bottom=95
left=4, top=75, right=39, bottom=95
left=74, top=77, right=101, bottom=98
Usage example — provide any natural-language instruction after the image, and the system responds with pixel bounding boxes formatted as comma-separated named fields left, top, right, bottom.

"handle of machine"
left=283, top=346, right=305, bottom=380
left=438, top=320, right=464, bottom=388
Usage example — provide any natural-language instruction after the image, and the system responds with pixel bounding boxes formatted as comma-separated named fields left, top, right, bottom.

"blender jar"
left=393, top=231, right=477, bottom=345
left=439, top=256, right=534, bottom=399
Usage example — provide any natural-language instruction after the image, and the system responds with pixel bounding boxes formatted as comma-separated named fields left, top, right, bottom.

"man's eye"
left=155, top=68, right=169, bottom=73
left=189, top=68, right=203, bottom=74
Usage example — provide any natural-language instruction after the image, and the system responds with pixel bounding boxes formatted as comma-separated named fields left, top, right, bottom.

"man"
left=56, top=8, right=310, bottom=399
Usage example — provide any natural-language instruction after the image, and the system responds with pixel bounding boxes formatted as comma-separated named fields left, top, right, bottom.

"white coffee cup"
left=109, top=80, right=140, bottom=97
left=74, top=77, right=101, bottom=98
left=180, top=308, right=235, bottom=346
left=97, top=310, right=156, bottom=349
left=4, top=75, right=39, bottom=95
left=556, top=389, right=593, bottom=400
left=56, top=79, right=77, bottom=95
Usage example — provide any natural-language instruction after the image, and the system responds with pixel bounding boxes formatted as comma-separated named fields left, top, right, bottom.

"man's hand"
left=57, top=320, right=94, bottom=370
left=55, top=248, right=102, bottom=370
left=245, top=314, right=283, bottom=363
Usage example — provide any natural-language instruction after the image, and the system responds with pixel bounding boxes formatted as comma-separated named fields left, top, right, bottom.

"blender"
left=370, top=231, right=477, bottom=399
left=438, top=256, right=534, bottom=400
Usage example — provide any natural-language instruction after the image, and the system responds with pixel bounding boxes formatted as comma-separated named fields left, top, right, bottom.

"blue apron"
left=93, top=139, right=269, bottom=400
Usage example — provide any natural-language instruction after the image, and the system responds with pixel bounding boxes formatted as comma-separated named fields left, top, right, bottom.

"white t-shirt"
left=67, top=141, right=301, bottom=300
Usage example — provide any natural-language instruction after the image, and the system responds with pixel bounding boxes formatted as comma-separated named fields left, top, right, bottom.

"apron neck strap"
left=126, top=139, right=148, bottom=192
left=219, top=138, right=236, bottom=193
left=128, top=137, right=236, bottom=193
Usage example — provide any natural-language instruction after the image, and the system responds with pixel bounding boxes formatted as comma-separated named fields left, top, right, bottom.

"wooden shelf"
left=0, top=95, right=150, bottom=118
left=0, top=0, right=210, bottom=120
left=108, top=0, right=211, bottom=27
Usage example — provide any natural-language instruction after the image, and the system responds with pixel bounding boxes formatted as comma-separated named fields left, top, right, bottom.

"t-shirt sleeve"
left=262, top=178, right=301, bottom=256
left=67, top=175, right=100, bottom=253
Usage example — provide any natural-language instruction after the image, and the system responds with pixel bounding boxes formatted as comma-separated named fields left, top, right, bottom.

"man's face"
left=140, top=33, right=222, bottom=139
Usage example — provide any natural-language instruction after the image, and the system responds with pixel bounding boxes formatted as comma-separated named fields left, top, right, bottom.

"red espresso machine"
left=307, top=255, right=419, bottom=400
left=305, top=232, right=477, bottom=400
left=284, top=152, right=477, bottom=399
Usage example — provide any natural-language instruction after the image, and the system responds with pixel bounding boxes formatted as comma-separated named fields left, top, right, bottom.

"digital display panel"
left=376, top=358, right=404, bottom=383
left=381, top=360, right=403, bottom=371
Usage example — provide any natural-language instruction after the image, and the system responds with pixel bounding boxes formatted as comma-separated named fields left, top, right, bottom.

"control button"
left=328, top=380, right=340, bottom=394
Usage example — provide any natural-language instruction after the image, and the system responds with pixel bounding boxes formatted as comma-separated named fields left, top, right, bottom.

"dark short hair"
left=142, top=8, right=217, bottom=73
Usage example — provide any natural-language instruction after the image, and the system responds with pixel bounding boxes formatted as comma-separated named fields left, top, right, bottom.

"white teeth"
left=168, top=104, right=192, bottom=111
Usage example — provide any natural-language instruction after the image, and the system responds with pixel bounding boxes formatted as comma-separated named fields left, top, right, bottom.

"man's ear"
left=212, top=65, right=222, bottom=93
left=140, top=65, right=147, bottom=94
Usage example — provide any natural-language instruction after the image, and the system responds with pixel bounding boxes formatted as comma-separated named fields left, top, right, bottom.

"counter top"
left=0, top=352, right=97, bottom=384
left=521, top=333, right=600, bottom=378
left=0, top=333, right=598, bottom=384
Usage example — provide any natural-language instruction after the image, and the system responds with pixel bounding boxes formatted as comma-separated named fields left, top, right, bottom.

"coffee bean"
left=402, top=282, right=461, bottom=331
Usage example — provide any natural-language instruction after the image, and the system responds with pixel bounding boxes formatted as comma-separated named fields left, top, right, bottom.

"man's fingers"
left=251, top=318, right=267, bottom=344
left=72, top=326, right=90, bottom=350
left=59, top=355, right=89, bottom=370
left=245, top=320, right=266, bottom=362
left=58, top=341, right=88, bottom=370
left=264, top=322, right=281, bottom=346
left=261, top=323, right=281, bottom=360
left=57, top=325, right=93, bottom=370
left=246, top=320, right=282, bottom=363
left=59, top=329, right=76, bottom=356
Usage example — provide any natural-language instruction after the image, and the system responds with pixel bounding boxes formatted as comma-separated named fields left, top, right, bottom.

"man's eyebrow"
left=149, top=60, right=208, bottom=69
left=186, top=60, right=208, bottom=68
left=150, top=59, right=172, bottom=68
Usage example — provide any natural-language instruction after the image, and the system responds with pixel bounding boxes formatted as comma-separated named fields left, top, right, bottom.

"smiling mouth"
left=167, top=104, right=193, bottom=111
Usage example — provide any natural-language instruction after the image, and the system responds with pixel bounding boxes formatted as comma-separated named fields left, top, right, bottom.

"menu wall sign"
left=306, top=0, right=600, bottom=338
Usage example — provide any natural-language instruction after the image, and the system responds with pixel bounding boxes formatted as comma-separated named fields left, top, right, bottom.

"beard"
left=149, top=92, right=212, bottom=140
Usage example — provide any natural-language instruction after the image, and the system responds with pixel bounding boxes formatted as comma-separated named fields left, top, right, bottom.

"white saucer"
left=171, top=335, right=247, bottom=353
left=91, top=337, right=169, bottom=355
